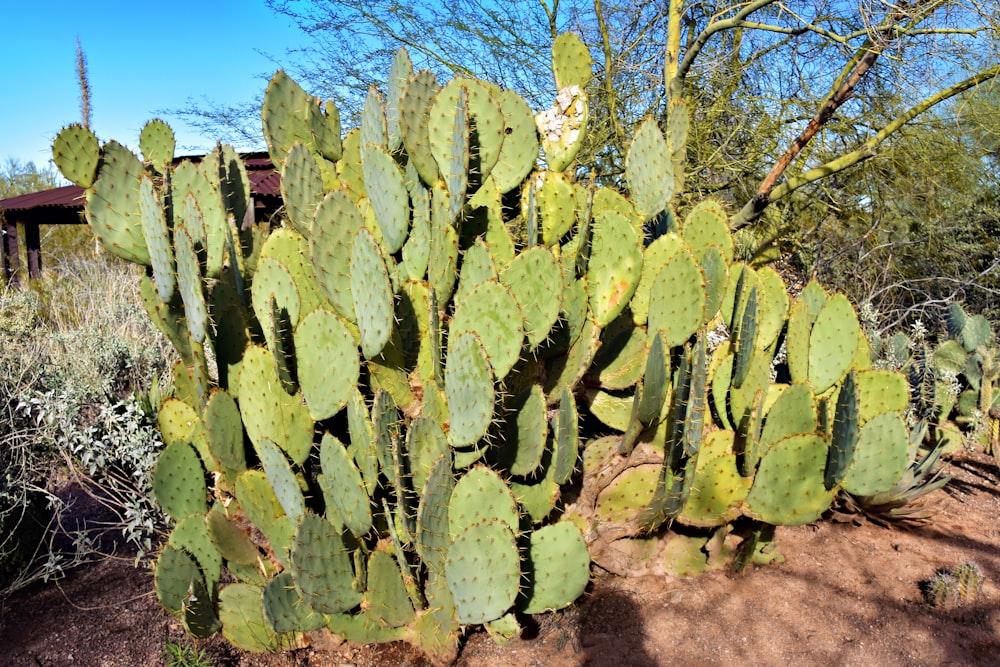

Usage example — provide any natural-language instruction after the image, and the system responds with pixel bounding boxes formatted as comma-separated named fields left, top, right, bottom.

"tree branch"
left=730, top=62, right=1000, bottom=229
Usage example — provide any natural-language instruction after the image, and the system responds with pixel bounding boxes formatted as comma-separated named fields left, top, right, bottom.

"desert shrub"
left=0, top=248, right=172, bottom=595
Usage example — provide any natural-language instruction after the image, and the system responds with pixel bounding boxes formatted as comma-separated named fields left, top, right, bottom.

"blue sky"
left=1, top=1, right=310, bottom=168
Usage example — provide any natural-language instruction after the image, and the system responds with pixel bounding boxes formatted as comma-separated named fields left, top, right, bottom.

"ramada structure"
left=0, top=152, right=281, bottom=286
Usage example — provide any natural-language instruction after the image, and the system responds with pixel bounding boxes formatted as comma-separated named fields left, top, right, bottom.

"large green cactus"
left=54, top=32, right=926, bottom=663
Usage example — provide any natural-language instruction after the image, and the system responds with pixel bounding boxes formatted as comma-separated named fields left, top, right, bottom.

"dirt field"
left=2, top=450, right=997, bottom=667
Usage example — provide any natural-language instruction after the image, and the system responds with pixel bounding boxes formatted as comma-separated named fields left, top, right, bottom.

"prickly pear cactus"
left=55, top=31, right=918, bottom=663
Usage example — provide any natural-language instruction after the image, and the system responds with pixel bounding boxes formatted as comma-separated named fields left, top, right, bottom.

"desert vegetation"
left=1, top=1, right=999, bottom=664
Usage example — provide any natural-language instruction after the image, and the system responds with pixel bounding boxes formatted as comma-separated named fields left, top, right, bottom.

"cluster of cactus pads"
left=53, top=33, right=917, bottom=661
left=875, top=302, right=1000, bottom=455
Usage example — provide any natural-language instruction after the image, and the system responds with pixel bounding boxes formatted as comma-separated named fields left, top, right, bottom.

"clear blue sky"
left=1, top=1, right=310, bottom=167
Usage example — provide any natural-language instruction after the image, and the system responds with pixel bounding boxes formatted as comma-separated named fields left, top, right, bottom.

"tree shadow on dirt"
left=577, top=586, right=660, bottom=666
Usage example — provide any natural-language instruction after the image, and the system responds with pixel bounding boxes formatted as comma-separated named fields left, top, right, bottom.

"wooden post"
left=2, top=218, right=19, bottom=288
left=25, top=222, right=41, bottom=279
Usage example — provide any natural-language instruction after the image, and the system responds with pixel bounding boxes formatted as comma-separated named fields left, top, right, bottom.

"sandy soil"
left=1, top=451, right=997, bottom=667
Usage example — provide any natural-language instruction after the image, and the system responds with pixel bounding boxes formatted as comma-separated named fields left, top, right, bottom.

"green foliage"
left=0, top=249, right=170, bottom=596
left=163, top=640, right=214, bottom=667
left=57, top=38, right=925, bottom=662
left=0, top=159, right=61, bottom=198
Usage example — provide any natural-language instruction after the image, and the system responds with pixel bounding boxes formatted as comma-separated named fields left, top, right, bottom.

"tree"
left=173, top=0, right=1000, bottom=324
left=0, top=160, right=61, bottom=199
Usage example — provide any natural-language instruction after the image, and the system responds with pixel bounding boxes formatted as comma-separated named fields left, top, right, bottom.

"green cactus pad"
left=183, top=577, right=221, bottom=639
left=589, top=322, right=647, bottom=390
left=157, top=398, right=200, bottom=448
left=235, top=470, right=295, bottom=564
left=320, top=434, right=372, bottom=538
left=239, top=345, right=313, bottom=465
left=405, top=416, right=450, bottom=494
left=679, top=431, right=750, bottom=527
left=630, top=232, right=686, bottom=326
left=256, top=438, right=306, bottom=522
left=400, top=69, right=442, bottom=185
left=366, top=549, right=416, bottom=628
left=759, top=382, right=817, bottom=453
left=448, top=465, right=520, bottom=537
left=281, top=142, right=325, bottom=236
left=337, top=128, right=366, bottom=196
left=500, top=247, right=562, bottom=350
left=545, top=316, right=602, bottom=400
left=552, top=32, right=592, bottom=89
left=754, top=266, right=790, bottom=351
left=509, top=459, right=561, bottom=524
left=647, top=249, right=706, bottom=348
left=312, top=98, right=343, bottom=163
left=168, top=514, right=222, bottom=592
left=536, top=170, right=578, bottom=245
left=492, top=89, right=540, bottom=193
left=596, top=463, right=660, bottom=524
left=402, top=184, right=432, bottom=281
left=731, top=286, right=759, bottom=389
left=385, top=48, right=413, bottom=151
left=682, top=200, right=734, bottom=264
left=251, top=257, right=301, bottom=358
left=429, top=78, right=504, bottom=189
left=449, top=280, right=524, bottom=380
left=85, top=140, right=151, bottom=264
left=626, top=117, right=673, bottom=221
left=204, top=389, right=245, bottom=477
left=258, top=227, right=326, bottom=321
left=350, top=226, right=395, bottom=359
left=700, top=245, right=729, bottom=322
left=786, top=281, right=828, bottom=383
left=855, top=370, right=909, bottom=422
left=205, top=510, right=261, bottom=566
left=454, top=239, right=499, bottom=309
left=154, top=544, right=202, bottom=615
left=962, top=314, right=991, bottom=351
left=174, top=222, right=210, bottom=345
left=52, top=124, right=100, bottom=188
left=639, top=331, right=670, bottom=426
left=361, top=86, right=388, bottom=149
left=346, top=388, right=380, bottom=496
left=841, top=411, right=909, bottom=497
left=445, top=519, right=520, bottom=624
left=291, top=512, right=363, bottom=615
left=219, top=583, right=302, bottom=652
left=263, top=572, right=327, bottom=633
left=372, top=389, right=402, bottom=491
left=139, top=118, right=174, bottom=173
left=310, top=190, right=364, bottom=323
left=445, top=332, right=496, bottom=448
left=587, top=209, right=643, bottom=327
left=262, top=70, right=316, bottom=169
left=586, top=388, right=634, bottom=432
left=808, top=294, right=861, bottom=394
left=137, top=176, right=175, bottom=303
left=743, top=433, right=836, bottom=525
left=729, top=350, right=770, bottom=434
left=417, top=454, right=455, bottom=573
left=721, top=264, right=759, bottom=332
left=361, top=143, right=410, bottom=254
left=153, top=441, right=206, bottom=521
left=518, top=521, right=590, bottom=614
left=428, top=200, right=460, bottom=304
left=825, top=370, right=860, bottom=490
left=552, top=387, right=579, bottom=484
left=295, top=307, right=360, bottom=421
left=500, top=385, right=549, bottom=477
